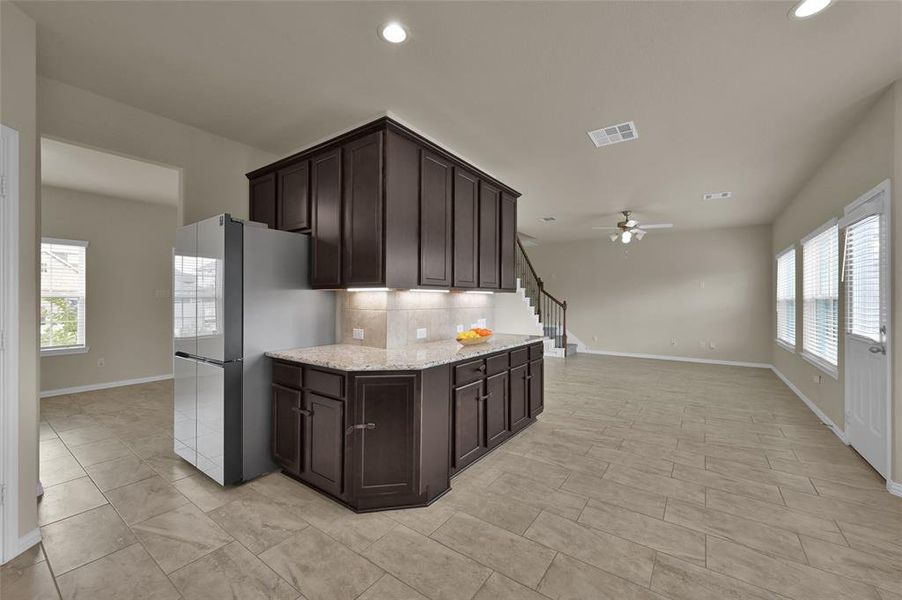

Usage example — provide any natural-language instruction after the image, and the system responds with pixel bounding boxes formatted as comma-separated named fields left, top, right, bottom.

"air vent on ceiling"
left=703, top=192, right=732, bottom=201
left=539, top=216, right=557, bottom=223
left=587, top=121, right=638, bottom=148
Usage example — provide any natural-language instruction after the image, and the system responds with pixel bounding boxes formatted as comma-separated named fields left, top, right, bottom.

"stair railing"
left=516, top=238, right=568, bottom=355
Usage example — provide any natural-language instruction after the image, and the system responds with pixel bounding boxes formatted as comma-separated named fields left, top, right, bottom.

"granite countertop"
left=266, top=334, right=544, bottom=371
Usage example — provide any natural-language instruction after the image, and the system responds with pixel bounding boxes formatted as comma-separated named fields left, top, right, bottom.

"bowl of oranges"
left=456, top=327, right=493, bottom=346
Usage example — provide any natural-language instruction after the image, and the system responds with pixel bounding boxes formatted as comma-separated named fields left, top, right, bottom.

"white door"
left=842, top=180, right=890, bottom=478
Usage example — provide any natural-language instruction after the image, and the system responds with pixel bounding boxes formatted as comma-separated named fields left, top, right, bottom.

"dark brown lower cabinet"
left=269, top=341, right=544, bottom=512
left=509, top=363, right=530, bottom=432
left=529, top=358, right=544, bottom=417
left=272, top=384, right=303, bottom=475
left=485, top=372, right=509, bottom=448
left=453, top=380, right=485, bottom=470
left=302, top=393, right=343, bottom=497
left=350, top=374, right=419, bottom=507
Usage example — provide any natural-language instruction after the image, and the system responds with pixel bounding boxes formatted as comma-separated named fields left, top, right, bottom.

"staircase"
left=515, top=238, right=574, bottom=357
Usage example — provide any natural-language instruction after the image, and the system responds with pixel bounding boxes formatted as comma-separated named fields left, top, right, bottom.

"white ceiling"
left=41, top=138, right=180, bottom=206
left=20, top=1, right=902, bottom=241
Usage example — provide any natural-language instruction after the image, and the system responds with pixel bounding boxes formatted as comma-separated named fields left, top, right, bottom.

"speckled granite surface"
left=266, top=334, right=543, bottom=371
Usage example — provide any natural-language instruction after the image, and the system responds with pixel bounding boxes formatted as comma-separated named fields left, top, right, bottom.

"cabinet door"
left=509, top=363, right=530, bottom=432
left=272, top=384, right=303, bottom=475
left=419, top=151, right=453, bottom=287
left=478, top=181, right=500, bottom=288
left=453, top=380, right=485, bottom=470
left=350, top=374, right=419, bottom=501
left=249, top=173, right=277, bottom=229
left=485, top=371, right=509, bottom=448
left=303, top=392, right=344, bottom=497
left=529, top=359, right=544, bottom=417
left=343, top=131, right=384, bottom=286
left=453, top=168, right=479, bottom=288
left=277, top=161, right=310, bottom=232
left=500, top=192, right=517, bottom=291
left=310, top=149, right=343, bottom=287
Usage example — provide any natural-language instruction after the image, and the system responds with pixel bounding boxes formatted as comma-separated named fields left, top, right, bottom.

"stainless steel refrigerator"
left=173, top=214, right=334, bottom=485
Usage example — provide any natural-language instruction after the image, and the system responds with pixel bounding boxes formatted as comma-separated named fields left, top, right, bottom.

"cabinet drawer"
left=454, top=359, right=485, bottom=387
left=306, top=368, right=345, bottom=399
left=485, top=353, right=508, bottom=376
left=510, top=348, right=529, bottom=367
left=272, top=361, right=303, bottom=389
left=529, top=343, right=544, bottom=361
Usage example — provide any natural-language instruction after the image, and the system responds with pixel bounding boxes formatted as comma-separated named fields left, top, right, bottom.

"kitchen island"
left=265, top=334, right=545, bottom=511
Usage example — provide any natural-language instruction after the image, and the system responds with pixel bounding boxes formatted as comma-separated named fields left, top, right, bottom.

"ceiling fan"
left=592, top=210, right=673, bottom=244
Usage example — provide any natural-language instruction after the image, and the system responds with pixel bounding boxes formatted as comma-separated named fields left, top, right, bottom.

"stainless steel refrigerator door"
left=195, top=360, right=225, bottom=485
left=173, top=223, right=198, bottom=357
left=173, top=355, right=198, bottom=466
left=196, top=215, right=226, bottom=362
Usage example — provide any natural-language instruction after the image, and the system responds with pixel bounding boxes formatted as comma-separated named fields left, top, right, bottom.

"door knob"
left=869, top=345, right=886, bottom=355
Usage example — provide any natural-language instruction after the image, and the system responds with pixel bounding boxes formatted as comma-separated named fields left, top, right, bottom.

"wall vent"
left=587, top=121, right=638, bottom=148
left=703, top=192, right=732, bottom=200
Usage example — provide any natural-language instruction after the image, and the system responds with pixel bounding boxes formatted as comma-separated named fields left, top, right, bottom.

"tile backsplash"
left=336, top=291, right=495, bottom=349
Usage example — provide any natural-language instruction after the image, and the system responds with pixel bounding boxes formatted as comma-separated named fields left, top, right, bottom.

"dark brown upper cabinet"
left=310, top=149, right=342, bottom=288
left=247, top=117, right=519, bottom=291
left=500, top=192, right=517, bottom=291
left=277, top=161, right=310, bottom=232
left=479, top=181, right=501, bottom=289
left=453, top=168, right=479, bottom=288
left=419, top=151, right=454, bottom=287
left=249, top=173, right=277, bottom=229
left=343, top=131, right=384, bottom=286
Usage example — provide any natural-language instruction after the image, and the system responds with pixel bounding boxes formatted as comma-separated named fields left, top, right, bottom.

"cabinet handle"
left=345, top=423, right=376, bottom=435
left=479, top=393, right=492, bottom=401
left=478, top=364, right=486, bottom=372
left=291, top=406, right=312, bottom=417
left=525, top=375, right=533, bottom=380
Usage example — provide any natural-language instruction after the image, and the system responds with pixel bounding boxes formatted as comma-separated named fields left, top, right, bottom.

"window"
left=775, top=247, right=796, bottom=349
left=844, top=214, right=882, bottom=342
left=40, top=238, right=88, bottom=354
left=801, top=221, right=838, bottom=375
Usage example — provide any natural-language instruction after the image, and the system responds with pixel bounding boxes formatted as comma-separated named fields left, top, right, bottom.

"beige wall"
left=37, top=77, right=276, bottom=226
left=771, top=85, right=896, bottom=433
left=40, top=186, right=177, bottom=392
left=528, top=225, right=772, bottom=364
left=2, top=1, right=40, bottom=541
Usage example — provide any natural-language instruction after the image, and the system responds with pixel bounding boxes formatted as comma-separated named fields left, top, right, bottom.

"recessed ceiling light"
left=703, top=192, right=732, bottom=200
left=789, top=0, right=833, bottom=20
left=380, top=22, right=408, bottom=44
left=587, top=121, right=638, bottom=148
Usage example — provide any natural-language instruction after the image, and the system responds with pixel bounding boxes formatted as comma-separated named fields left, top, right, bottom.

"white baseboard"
left=580, top=348, right=771, bottom=369
left=887, top=479, right=902, bottom=498
left=770, top=366, right=848, bottom=444
left=16, top=528, right=41, bottom=557
left=40, top=374, right=173, bottom=398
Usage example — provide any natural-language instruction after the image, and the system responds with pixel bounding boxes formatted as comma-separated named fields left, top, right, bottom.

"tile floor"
left=3, top=355, right=902, bottom=599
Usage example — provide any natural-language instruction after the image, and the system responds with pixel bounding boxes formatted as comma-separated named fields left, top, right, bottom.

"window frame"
left=800, top=219, right=839, bottom=379
left=775, top=244, right=797, bottom=353
left=40, top=237, right=89, bottom=356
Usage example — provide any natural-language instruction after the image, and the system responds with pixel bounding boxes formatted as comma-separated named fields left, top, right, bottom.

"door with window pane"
left=842, top=182, right=888, bottom=478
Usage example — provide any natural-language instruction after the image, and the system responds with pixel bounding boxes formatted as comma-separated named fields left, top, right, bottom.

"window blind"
left=775, top=248, right=796, bottom=347
left=40, top=239, right=88, bottom=350
left=802, top=223, right=838, bottom=369
left=844, top=214, right=882, bottom=342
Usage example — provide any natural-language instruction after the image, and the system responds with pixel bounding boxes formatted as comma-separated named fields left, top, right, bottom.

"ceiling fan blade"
left=591, top=226, right=619, bottom=230
left=640, top=223, right=673, bottom=229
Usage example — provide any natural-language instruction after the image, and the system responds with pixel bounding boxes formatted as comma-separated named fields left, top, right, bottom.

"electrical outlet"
left=416, top=328, right=427, bottom=339
left=812, top=374, right=823, bottom=384
left=456, top=324, right=464, bottom=333
left=592, top=335, right=598, bottom=342
left=699, top=280, right=706, bottom=289
left=352, top=328, right=364, bottom=340
left=97, top=358, right=105, bottom=367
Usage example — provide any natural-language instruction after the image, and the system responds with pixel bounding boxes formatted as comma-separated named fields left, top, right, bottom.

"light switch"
left=352, top=328, right=364, bottom=340
left=417, top=328, right=427, bottom=339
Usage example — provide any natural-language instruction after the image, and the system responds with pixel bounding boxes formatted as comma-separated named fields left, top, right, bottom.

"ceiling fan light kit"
left=593, top=210, right=672, bottom=244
